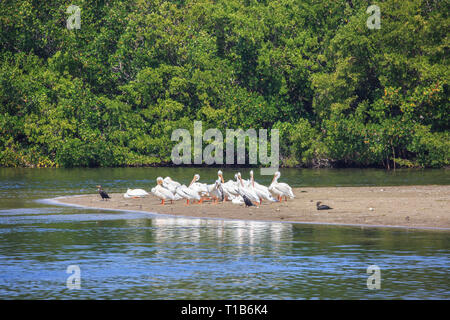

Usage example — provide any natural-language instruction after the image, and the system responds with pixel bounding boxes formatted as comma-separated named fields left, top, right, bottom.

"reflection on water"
left=0, top=211, right=448, bottom=299
left=0, top=168, right=449, bottom=299
left=149, top=218, right=293, bottom=261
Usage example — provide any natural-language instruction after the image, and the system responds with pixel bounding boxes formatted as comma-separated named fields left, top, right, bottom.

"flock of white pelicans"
left=123, top=170, right=295, bottom=206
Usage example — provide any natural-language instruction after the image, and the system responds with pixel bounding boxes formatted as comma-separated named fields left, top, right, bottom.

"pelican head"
left=156, top=177, right=164, bottom=184
left=237, top=172, right=244, bottom=186
left=249, top=170, right=255, bottom=185
left=218, top=170, right=224, bottom=183
left=271, top=171, right=281, bottom=183
left=189, top=174, right=200, bottom=187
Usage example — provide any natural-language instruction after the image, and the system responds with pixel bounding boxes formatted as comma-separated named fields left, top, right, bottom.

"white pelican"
left=269, top=171, right=295, bottom=201
left=223, top=173, right=241, bottom=200
left=231, top=196, right=244, bottom=205
left=189, top=174, right=209, bottom=201
left=237, top=172, right=250, bottom=187
left=163, top=177, right=181, bottom=191
left=175, top=185, right=201, bottom=205
left=207, top=179, right=224, bottom=204
left=151, top=177, right=175, bottom=205
left=217, top=170, right=238, bottom=201
left=237, top=172, right=260, bottom=205
left=123, top=188, right=149, bottom=198
left=162, top=180, right=177, bottom=194
left=249, top=170, right=277, bottom=203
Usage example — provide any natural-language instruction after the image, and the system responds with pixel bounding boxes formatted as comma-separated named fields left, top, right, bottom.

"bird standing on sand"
left=152, top=177, right=175, bottom=205
left=237, top=172, right=260, bottom=205
left=220, top=172, right=240, bottom=201
left=175, top=184, right=201, bottom=205
left=97, top=185, right=110, bottom=200
left=189, top=174, right=209, bottom=202
left=207, top=179, right=224, bottom=204
left=242, top=194, right=255, bottom=207
left=163, top=177, right=181, bottom=193
left=249, top=170, right=277, bottom=203
left=316, top=201, right=332, bottom=210
left=269, top=171, right=295, bottom=202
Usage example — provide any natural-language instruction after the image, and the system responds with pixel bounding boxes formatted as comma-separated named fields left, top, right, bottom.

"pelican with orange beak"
left=268, top=171, right=294, bottom=201
left=237, top=172, right=260, bottom=205
left=188, top=174, right=209, bottom=203
left=249, top=170, right=277, bottom=202
left=151, top=177, right=175, bottom=205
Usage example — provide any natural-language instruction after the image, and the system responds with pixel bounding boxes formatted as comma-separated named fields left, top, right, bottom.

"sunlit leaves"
left=0, top=0, right=447, bottom=168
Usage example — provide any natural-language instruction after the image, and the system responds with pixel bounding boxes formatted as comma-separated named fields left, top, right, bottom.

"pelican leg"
left=171, top=200, right=173, bottom=204
left=285, top=196, right=288, bottom=201
left=161, top=199, right=165, bottom=205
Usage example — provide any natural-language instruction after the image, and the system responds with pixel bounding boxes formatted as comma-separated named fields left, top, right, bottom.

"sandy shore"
left=53, top=185, right=450, bottom=230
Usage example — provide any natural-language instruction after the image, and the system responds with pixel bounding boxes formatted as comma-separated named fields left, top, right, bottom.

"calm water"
left=0, top=168, right=449, bottom=299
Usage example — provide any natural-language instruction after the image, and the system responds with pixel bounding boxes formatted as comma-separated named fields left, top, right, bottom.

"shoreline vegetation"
left=54, top=185, right=450, bottom=230
left=0, top=1, right=448, bottom=169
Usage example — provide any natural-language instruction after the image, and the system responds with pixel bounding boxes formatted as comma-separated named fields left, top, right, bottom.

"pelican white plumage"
left=162, top=180, right=177, bottom=194
left=237, top=172, right=260, bottom=204
left=151, top=177, right=175, bottom=205
left=217, top=170, right=238, bottom=201
left=217, top=170, right=224, bottom=185
left=237, top=172, right=250, bottom=187
left=249, top=170, right=277, bottom=202
left=269, top=171, right=294, bottom=201
left=164, top=177, right=181, bottom=189
left=228, top=174, right=242, bottom=199
left=231, top=195, right=244, bottom=205
left=207, top=179, right=224, bottom=204
left=189, top=174, right=209, bottom=198
left=175, top=185, right=201, bottom=205
left=123, top=188, right=149, bottom=198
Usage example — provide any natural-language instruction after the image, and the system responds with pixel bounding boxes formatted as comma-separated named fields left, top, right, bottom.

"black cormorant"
left=97, top=185, right=110, bottom=200
left=243, top=194, right=254, bottom=207
left=316, top=201, right=332, bottom=210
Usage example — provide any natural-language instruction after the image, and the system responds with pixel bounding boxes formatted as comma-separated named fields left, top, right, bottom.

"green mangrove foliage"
left=0, top=0, right=448, bottom=168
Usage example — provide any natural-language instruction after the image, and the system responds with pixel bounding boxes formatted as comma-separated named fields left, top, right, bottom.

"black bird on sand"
left=316, top=201, right=332, bottom=210
left=242, top=194, right=255, bottom=207
left=97, top=185, right=110, bottom=200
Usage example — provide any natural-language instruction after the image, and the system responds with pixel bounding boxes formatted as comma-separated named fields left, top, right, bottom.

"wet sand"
left=54, top=185, right=450, bottom=230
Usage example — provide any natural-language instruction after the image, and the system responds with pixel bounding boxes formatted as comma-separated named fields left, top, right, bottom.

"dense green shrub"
left=0, top=0, right=448, bottom=168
